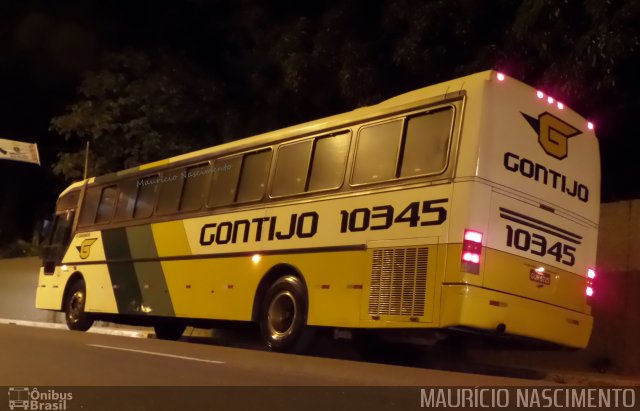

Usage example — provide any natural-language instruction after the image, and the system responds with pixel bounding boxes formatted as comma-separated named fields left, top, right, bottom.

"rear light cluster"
left=461, top=229, right=483, bottom=274
left=495, top=72, right=595, bottom=132
left=586, top=268, right=596, bottom=298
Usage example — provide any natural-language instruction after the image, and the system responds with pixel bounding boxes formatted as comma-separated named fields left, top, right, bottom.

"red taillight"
left=586, top=268, right=596, bottom=298
left=461, top=229, right=483, bottom=274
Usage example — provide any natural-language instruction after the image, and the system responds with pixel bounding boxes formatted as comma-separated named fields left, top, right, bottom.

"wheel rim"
left=68, top=290, right=84, bottom=323
left=267, top=290, right=297, bottom=341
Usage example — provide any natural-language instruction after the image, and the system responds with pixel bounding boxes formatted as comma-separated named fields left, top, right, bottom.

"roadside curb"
left=0, top=318, right=151, bottom=338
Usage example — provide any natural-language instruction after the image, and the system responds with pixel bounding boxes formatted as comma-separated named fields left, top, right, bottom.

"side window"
left=400, top=108, right=453, bottom=177
left=308, top=132, right=350, bottom=191
left=271, top=140, right=313, bottom=197
left=56, top=191, right=80, bottom=213
left=114, top=179, right=138, bottom=221
left=78, top=187, right=101, bottom=227
left=156, top=169, right=184, bottom=215
left=133, top=176, right=158, bottom=219
left=181, top=163, right=211, bottom=211
left=352, top=120, right=402, bottom=184
left=208, top=156, right=242, bottom=207
left=237, top=150, right=272, bottom=203
left=95, top=185, right=118, bottom=224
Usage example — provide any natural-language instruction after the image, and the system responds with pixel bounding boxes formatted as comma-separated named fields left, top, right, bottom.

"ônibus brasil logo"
left=8, top=387, right=73, bottom=410
left=521, top=111, right=582, bottom=160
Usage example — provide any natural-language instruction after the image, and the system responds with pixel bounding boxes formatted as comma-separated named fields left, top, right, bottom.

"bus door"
left=42, top=210, right=75, bottom=274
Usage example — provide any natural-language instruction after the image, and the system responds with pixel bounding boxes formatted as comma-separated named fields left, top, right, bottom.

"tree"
left=50, top=49, right=225, bottom=180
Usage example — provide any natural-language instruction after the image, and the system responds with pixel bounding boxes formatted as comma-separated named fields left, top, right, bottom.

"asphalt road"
left=0, top=323, right=546, bottom=387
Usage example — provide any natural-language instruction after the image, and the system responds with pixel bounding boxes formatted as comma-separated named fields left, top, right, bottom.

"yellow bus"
left=37, top=71, right=600, bottom=352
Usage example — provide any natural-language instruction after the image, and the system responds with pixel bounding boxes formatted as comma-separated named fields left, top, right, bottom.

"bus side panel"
left=35, top=267, right=67, bottom=310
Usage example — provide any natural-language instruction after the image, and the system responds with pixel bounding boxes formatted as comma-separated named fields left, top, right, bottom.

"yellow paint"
left=482, top=247, right=590, bottom=314
left=151, top=221, right=192, bottom=257
left=82, top=265, right=119, bottom=313
left=35, top=267, right=68, bottom=310
left=439, top=284, right=592, bottom=348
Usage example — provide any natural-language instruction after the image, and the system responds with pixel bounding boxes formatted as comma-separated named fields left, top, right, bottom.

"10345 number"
left=506, top=225, right=576, bottom=266
left=339, top=199, right=447, bottom=233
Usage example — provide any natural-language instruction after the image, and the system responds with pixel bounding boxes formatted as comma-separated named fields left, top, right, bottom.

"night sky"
left=0, top=0, right=638, bottom=250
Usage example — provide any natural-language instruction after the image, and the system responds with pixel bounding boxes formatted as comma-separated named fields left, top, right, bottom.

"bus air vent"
left=368, top=247, right=428, bottom=317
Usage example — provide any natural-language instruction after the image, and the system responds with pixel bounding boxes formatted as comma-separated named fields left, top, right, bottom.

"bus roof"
left=58, top=70, right=511, bottom=197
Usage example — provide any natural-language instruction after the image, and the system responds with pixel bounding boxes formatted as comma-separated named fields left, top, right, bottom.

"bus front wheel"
left=64, top=279, right=94, bottom=331
left=259, top=275, right=315, bottom=353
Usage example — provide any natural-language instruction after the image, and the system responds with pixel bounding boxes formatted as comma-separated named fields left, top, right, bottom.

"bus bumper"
left=439, top=284, right=593, bottom=348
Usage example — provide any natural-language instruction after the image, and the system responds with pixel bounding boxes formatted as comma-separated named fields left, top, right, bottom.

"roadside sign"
left=0, top=138, right=40, bottom=166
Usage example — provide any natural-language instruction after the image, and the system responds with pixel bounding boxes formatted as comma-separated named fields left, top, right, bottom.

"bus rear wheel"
left=64, top=279, right=94, bottom=331
left=153, top=322, right=186, bottom=341
left=259, top=275, right=315, bottom=353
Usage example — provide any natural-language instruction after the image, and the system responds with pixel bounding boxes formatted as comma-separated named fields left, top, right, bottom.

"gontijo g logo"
left=521, top=111, right=581, bottom=160
left=502, top=112, right=590, bottom=203
left=76, top=238, right=97, bottom=259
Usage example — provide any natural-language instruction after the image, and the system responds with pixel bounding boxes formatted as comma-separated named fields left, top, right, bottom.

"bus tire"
left=259, top=275, right=315, bottom=353
left=153, top=322, right=186, bottom=341
left=64, top=279, right=94, bottom=331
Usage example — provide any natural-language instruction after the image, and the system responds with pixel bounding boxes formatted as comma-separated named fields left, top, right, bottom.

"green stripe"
left=126, top=226, right=175, bottom=317
left=103, top=228, right=143, bottom=315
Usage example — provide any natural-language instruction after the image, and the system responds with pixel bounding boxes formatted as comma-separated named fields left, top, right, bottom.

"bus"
left=37, top=70, right=600, bottom=352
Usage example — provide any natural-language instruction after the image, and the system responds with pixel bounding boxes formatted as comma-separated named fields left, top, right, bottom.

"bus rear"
left=443, top=72, right=599, bottom=348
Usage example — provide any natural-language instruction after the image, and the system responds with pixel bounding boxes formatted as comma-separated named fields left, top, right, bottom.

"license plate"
left=530, top=269, right=551, bottom=285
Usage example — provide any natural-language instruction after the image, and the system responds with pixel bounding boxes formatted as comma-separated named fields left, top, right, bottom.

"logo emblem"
left=522, top=112, right=581, bottom=160
left=76, top=238, right=97, bottom=259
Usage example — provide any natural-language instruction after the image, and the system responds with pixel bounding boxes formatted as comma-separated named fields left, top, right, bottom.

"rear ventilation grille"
left=368, top=247, right=428, bottom=317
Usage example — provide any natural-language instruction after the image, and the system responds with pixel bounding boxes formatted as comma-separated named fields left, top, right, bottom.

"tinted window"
left=114, top=179, right=138, bottom=221
left=237, top=150, right=272, bottom=203
left=156, top=170, right=184, bottom=215
left=56, top=191, right=80, bottom=212
left=208, top=156, right=242, bottom=207
left=271, top=140, right=313, bottom=197
left=308, top=132, right=350, bottom=191
left=352, top=120, right=402, bottom=184
left=95, top=185, right=118, bottom=224
left=181, top=163, right=211, bottom=211
left=133, top=176, right=158, bottom=218
left=400, top=108, right=453, bottom=177
left=78, top=187, right=101, bottom=227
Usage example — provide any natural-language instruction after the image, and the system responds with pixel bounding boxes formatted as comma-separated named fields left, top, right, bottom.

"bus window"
left=156, top=169, right=184, bottom=215
left=133, top=176, right=158, bottom=218
left=236, top=150, right=272, bottom=203
left=271, top=140, right=313, bottom=197
left=180, top=163, right=212, bottom=211
left=95, top=185, right=118, bottom=224
left=400, top=108, right=454, bottom=177
left=78, top=187, right=101, bottom=227
left=352, top=120, right=402, bottom=184
left=114, top=179, right=137, bottom=221
left=208, top=156, right=242, bottom=207
left=55, top=190, right=80, bottom=213
left=307, top=132, right=350, bottom=191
